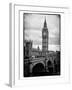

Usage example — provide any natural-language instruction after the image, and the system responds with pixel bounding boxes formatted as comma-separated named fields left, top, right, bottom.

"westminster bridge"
left=24, top=52, right=60, bottom=77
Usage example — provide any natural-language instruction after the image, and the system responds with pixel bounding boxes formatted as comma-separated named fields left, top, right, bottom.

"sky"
left=23, top=13, right=60, bottom=51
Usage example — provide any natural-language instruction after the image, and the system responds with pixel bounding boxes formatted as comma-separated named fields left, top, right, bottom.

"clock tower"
left=42, top=17, right=48, bottom=55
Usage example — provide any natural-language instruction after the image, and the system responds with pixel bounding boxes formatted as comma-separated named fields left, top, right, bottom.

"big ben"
left=42, top=17, right=48, bottom=55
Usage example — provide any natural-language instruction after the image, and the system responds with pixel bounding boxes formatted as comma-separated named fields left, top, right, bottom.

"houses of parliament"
left=24, top=17, right=60, bottom=77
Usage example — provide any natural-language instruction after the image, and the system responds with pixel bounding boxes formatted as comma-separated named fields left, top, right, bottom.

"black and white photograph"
left=23, top=13, right=60, bottom=77
left=8, top=3, right=70, bottom=87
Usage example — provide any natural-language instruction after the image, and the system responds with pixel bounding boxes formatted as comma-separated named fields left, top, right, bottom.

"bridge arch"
left=32, top=63, right=45, bottom=76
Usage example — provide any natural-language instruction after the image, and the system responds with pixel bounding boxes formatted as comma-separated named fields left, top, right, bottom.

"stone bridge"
left=24, top=53, right=58, bottom=76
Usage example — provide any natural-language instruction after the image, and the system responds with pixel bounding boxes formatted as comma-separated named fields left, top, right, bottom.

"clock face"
left=43, top=32, right=46, bottom=36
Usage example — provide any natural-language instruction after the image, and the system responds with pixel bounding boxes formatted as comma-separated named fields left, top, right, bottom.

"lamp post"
left=28, top=56, right=32, bottom=77
left=45, top=52, right=47, bottom=73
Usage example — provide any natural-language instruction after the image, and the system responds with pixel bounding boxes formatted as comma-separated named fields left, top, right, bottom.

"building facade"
left=42, top=18, right=48, bottom=56
left=24, top=40, right=32, bottom=59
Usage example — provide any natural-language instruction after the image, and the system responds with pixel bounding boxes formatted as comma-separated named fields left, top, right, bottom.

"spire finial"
left=45, top=16, right=46, bottom=21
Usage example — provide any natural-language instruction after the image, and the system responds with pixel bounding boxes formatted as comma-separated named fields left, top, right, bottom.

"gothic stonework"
left=42, top=17, right=48, bottom=56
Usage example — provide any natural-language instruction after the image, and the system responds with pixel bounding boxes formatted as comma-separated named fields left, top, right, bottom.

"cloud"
left=49, top=37, right=60, bottom=45
left=23, top=13, right=60, bottom=50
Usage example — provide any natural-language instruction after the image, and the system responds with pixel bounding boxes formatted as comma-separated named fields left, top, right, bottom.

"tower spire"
left=42, top=16, right=48, bottom=55
left=44, top=16, right=47, bottom=28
